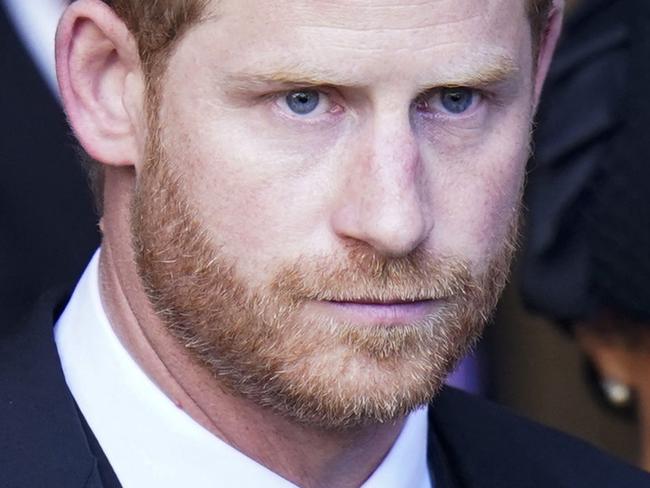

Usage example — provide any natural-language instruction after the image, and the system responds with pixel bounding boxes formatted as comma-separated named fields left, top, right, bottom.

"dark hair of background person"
left=520, top=0, right=650, bottom=469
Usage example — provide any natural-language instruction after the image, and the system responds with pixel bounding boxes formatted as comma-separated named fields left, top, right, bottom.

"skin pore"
left=57, top=1, right=563, bottom=487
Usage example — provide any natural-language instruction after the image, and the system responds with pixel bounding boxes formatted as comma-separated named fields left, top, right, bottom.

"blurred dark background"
left=1, top=0, right=643, bottom=469
left=0, top=0, right=99, bottom=326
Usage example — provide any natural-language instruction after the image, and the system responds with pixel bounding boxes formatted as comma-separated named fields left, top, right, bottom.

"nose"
left=330, top=111, right=433, bottom=257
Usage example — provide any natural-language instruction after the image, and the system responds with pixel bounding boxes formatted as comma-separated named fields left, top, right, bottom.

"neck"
left=97, top=169, right=406, bottom=488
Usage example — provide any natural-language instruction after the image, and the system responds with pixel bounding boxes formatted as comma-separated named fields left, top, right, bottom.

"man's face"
left=132, top=0, right=533, bottom=428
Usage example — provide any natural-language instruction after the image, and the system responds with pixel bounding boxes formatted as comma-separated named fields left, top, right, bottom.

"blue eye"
left=440, top=88, right=474, bottom=114
left=286, top=90, right=320, bottom=115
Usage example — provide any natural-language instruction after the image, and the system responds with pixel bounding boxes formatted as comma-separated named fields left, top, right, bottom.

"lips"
left=311, top=298, right=444, bottom=326
left=329, top=298, right=430, bottom=306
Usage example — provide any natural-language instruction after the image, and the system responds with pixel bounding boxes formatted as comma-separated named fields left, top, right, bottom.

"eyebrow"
left=220, top=52, right=520, bottom=92
left=222, top=65, right=361, bottom=90
left=433, top=55, right=521, bottom=88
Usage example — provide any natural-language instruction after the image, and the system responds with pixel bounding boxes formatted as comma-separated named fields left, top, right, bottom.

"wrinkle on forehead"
left=206, top=0, right=527, bottom=53
left=211, top=0, right=521, bottom=31
left=181, top=0, right=532, bottom=92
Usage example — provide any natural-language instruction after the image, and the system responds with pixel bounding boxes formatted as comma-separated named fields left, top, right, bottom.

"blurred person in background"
left=521, top=0, right=650, bottom=471
left=0, top=0, right=99, bottom=325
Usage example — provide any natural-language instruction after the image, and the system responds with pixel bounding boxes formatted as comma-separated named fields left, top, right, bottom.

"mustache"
left=270, top=243, right=477, bottom=303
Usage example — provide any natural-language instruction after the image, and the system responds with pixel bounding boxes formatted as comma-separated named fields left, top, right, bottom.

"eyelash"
left=265, top=86, right=492, bottom=124
left=414, top=88, right=486, bottom=120
left=268, top=88, right=343, bottom=122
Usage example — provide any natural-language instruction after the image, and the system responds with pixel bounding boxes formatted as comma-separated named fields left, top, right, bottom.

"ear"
left=56, top=0, right=145, bottom=168
left=576, top=326, right=635, bottom=386
left=532, top=0, right=565, bottom=108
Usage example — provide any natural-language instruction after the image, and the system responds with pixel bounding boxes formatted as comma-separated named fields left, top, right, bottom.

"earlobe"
left=576, top=326, right=635, bottom=387
left=56, top=0, right=145, bottom=168
left=532, top=0, right=565, bottom=107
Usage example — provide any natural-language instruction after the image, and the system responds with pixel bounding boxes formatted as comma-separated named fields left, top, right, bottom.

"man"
left=0, top=0, right=99, bottom=325
left=1, top=0, right=649, bottom=487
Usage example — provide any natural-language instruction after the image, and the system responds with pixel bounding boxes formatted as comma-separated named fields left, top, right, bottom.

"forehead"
left=209, top=0, right=527, bottom=34
left=188, top=0, right=532, bottom=86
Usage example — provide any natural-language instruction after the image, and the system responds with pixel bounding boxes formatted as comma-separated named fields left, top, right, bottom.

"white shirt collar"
left=55, top=249, right=433, bottom=488
left=3, top=0, right=66, bottom=95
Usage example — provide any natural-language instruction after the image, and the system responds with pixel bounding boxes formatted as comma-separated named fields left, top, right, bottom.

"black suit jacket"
left=0, top=5, right=100, bottom=326
left=1, top=290, right=649, bottom=488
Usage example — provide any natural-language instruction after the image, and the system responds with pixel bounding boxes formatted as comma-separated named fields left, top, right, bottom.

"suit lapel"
left=0, top=288, right=104, bottom=488
left=428, top=388, right=559, bottom=488
left=427, top=419, right=464, bottom=488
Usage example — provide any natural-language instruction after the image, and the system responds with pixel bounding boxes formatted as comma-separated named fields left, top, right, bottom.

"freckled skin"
left=162, top=0, right=534, bottom=282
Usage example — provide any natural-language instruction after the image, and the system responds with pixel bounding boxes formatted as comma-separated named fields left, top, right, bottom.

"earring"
left=601, top=378, right=632, bottom=408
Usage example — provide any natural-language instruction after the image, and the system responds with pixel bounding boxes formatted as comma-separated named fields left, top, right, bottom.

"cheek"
left=160, top=113, right=339, bottom=278
left=423, top=125, right=528, bottom=266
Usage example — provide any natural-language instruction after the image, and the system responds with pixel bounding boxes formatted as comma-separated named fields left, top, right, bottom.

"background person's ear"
left=576, top=326, right=636, bottom=389
left=532, top=0, right=565, bottom=106
left=56, top=0, right=146, bottom=169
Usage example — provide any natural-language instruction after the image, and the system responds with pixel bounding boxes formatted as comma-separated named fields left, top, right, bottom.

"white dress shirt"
left=4, top=0, right=66, bottom=94
left=55, top=250, right=434, bottom=488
